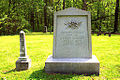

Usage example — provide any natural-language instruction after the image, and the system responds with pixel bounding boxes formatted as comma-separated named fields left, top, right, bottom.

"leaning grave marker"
left=45, top=8, right=100, bottom=75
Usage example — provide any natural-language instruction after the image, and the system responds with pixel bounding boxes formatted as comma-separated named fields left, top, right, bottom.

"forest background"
left=0, top=0, right=120, bottom=35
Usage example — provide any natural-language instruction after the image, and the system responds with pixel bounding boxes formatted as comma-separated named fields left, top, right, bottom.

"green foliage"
left=0, top=0, right=120, bottom=34
left=88, top=0, right=116, bottom=33
left=0, top=14, right=30, bottom=35
left=22, top=29, right=30, bottom=33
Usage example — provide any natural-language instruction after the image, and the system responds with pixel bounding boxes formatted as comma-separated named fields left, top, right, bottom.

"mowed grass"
left=0, top=32, right=120, bottom=80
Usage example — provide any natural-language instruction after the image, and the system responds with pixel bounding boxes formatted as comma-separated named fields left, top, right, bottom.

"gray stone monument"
left=45, top=8, right=100, bottom=75
left=43, top=26, right=47, bottom=33
left=16, top=31, right=31, bottom=71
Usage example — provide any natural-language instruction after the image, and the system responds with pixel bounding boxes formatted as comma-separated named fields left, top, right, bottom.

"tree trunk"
left=63, top=0, right=65, bottom=9
left=48, top=14, right=51, bottom=32
left=52, top=13, right=53, bottom=32
left=36, top=12, right=39, bottom=32
left=44, top=0, right=47, bottom=33
left=52, top=0, right=54, bottom=32
left=40, top=15, right=42, bottom=24
left=82, top=0, right=87, bottom=10
left=30, top=11, right=35, bottom=32
left=40, top=14, right=43, bottom=31
left=113, top=0, right=119, bottom=33
left=30, top=0, right=35, bottom=32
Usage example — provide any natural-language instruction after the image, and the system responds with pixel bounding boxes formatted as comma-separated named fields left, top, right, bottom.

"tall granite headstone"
left=45, top=8, right=100, bottom=75
left=16, top=31, right=31, bottom=71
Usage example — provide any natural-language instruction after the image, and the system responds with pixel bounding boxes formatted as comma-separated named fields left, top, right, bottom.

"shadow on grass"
left=29, top=69, right=81, bottom=80
left=3, top=68, right=16, bottom=74
left=29, top=69, right=97, bottom=80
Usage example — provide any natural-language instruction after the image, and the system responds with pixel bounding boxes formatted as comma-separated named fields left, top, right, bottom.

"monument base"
left=16, top=59, right=31, bottom=71
left=45, top=55, right=99, bottom=75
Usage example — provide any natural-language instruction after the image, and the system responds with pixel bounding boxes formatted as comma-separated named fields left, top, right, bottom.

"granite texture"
left=16, top=31, right=31, bottom=71
left=53, top=7, right=92, bottom=58
left=45, top=55, right=99, bottom=75
left=16, top=59, right=31, bottom=71
left=45, top=8, right=99, bottom=75
left=20, top=31, right=27, bottom=57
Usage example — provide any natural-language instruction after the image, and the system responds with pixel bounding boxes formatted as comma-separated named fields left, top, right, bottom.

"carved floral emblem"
left=64, top=21, right=82, bottom=29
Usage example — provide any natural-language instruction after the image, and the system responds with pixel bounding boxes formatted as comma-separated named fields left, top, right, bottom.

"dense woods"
left=0, top=0, right=120, bottom=35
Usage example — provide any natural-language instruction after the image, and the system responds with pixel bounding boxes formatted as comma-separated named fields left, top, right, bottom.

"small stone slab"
left=16, top=59, right=31, bottom=71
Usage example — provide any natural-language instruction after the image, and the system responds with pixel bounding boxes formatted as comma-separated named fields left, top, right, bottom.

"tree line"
left=0, top=0, right=119, bottom=35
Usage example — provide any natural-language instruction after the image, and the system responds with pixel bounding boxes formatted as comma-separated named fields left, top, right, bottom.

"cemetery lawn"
left=0, top=32, right=120, bottom=80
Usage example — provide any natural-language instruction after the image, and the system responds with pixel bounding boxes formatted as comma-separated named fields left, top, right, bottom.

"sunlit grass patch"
left=0, top=33, right=120, bottom=79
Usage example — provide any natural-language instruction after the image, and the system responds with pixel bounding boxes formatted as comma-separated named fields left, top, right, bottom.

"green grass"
left=0, top=32, right=120, bottom=80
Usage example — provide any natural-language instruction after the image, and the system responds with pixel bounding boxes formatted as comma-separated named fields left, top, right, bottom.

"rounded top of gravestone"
left=54, top=7, right=90, bottom=16
left=20, top=30, right=25, bottom=34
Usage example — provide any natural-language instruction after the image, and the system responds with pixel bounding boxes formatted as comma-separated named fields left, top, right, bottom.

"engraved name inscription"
left=59, top=31, right=87, bottom=47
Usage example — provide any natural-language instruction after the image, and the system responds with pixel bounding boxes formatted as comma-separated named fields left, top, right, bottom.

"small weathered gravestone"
left=43, top=26, right=47, bottom=33
left=45, top=8, right=99, bottom=75
left=16, top=31, right=31, bottom=71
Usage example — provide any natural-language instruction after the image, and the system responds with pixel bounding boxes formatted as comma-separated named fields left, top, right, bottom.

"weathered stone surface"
left=45, top=7, right=99, bottom=75
left=45, top=55, right=99, bottom=75
left=16, top=59, right=31, bottom=71
left=16, top=31, right=31, bottom=71
left=19, top=31, right=28, bottom=60
left=53, top=8, right=92, bottom=58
